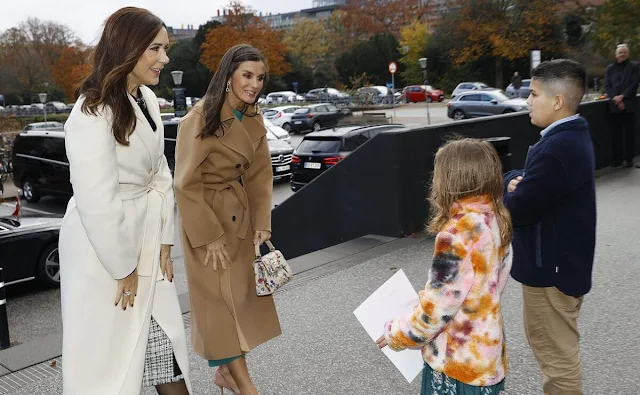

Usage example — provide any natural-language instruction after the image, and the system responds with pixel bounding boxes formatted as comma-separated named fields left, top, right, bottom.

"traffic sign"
left=388, top=62, right=397, bottom=74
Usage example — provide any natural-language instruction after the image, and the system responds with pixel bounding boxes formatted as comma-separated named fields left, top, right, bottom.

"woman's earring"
left=225, top=81, right=230, bottom=93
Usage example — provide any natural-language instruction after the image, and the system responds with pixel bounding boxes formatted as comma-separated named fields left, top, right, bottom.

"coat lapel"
left=219, top=101, right=258, bottom=164
left=130, top=87, right=160, bottom=172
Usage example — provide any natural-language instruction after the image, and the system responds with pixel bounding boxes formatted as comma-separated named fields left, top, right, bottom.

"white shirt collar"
left=540, top=114, right=581, bottom=137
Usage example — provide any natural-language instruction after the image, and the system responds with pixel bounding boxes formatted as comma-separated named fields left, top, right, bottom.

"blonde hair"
left=427, top=138, right=513, bottom=248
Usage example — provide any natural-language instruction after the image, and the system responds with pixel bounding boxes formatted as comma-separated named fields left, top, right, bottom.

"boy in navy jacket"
left=504, top=59, right=595, bottom=395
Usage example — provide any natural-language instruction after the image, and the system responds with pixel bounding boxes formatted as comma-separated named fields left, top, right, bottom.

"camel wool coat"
left=59, top=86, right=191, bottom=394
left=174, top=100, right=281, bottom=360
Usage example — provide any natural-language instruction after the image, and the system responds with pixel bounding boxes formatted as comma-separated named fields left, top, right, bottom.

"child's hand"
left=508, top=176, right=523, bottom=193
left=376, top=335, right=388, bottom=349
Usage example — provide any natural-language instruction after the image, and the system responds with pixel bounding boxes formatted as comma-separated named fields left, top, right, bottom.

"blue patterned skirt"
left=421, top=363, right=505, bottom=395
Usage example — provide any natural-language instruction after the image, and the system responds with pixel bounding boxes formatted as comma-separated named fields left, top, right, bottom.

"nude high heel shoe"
left=214, top=369, right=241, bottom=395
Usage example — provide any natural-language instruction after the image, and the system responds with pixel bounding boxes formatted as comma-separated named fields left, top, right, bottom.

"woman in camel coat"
left=174, top=44, right=281, bottom=394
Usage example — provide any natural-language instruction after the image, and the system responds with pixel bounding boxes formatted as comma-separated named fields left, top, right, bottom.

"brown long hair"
left=427, top=138, right=513, bottom=248
left=77, top=7, right=165, bottom=146
left=200, top=44, right=269, bottom=139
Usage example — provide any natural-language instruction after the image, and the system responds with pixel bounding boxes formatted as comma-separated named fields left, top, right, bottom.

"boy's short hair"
left=531, top=59, right=586, bottom=113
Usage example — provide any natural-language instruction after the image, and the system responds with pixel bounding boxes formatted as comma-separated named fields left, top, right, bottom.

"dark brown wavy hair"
left=77, top=7, right=165, bottom=146
left=427, top=138, right=513, bottom=249
left=200, top=44, right=269, bottom=139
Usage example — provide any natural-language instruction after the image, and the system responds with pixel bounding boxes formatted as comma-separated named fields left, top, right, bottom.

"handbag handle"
left=254, top=239, right=276, bottom=258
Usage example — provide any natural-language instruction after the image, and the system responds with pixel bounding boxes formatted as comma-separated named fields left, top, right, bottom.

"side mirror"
left=490, top=99, right=498, bottom=104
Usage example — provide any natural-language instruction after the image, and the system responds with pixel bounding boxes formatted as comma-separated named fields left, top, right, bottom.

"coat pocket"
left=513, top=223, right=543, bottom=272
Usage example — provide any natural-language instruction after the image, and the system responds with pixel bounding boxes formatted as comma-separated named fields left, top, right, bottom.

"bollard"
left=0, top=267, right=9, bottom=349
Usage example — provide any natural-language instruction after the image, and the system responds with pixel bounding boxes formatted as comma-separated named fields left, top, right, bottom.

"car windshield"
left=425, top=85, right=434, bottom=91
left=294, top=108, right=311, bottom=114
left=478, top=83, right=489, bottom=88
left=266, top=130, right=278, bottom=140
left=296, top=138, right=341, bottom=154
left=493, top=92, right=511, bottom=101
left=263, top=110, right=278, bottom=117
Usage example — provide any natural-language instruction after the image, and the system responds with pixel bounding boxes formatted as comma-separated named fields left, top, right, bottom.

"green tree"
left=284, top=19, right=331, bottom=73
left=155, top=39, right=212, bottom=99
left=590, top=0, right=640, bottom=57
left=398, top=20, right=430, bottom=85
left=335, top=33, right=403, bottom=87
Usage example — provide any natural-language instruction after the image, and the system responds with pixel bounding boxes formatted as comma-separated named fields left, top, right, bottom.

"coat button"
left=232, top=216, right=236, bottom=221
left=236, top=164, right=241, bottom=168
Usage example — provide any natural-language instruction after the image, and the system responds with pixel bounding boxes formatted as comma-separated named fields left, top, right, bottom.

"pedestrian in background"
left=604, top=43, right=639, bottom=168
left=504, top=59, right=596, bottom=395
left=512, top=71, right=523, bottom=98
left=377, top=138, right=513, bottom=395
left=59, top=7, right=191, bottom=395
left=174, top=44, right=281, bottom=395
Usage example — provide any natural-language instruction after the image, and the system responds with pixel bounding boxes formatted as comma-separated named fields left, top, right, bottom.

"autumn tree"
left=284, top=19, right=331, bottom=74
left=200, top=1, right=290, bottom=76
left=398, top=20, right=430, bottom=85
left=589, top=0, right=640, bottom=57
left=341, top=0, right=432, bottom=39
left=51, top=45, right=92, bottom=101
left=444, top=0, right=564, bottom=88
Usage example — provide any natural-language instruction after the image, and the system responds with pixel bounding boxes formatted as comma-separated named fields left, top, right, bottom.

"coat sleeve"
left=384, top=230, right=473, bottom=351
left=604, top=65, right=615, bottom=99
left=243, top=135, right=273, bottom=232
left=622, top=63, right=639, bottom=99
left=504, top=152, right=569, bottom=227
left=64, top=106, right=138, bottom=280
left=155, top=152, right=175, bottom=245
left=174, top=112, right=224, bottom=248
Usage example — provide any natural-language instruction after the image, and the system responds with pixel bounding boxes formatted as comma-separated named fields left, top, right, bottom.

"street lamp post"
left=38, top=93, right=47, bottom=125
left=418, top=57, right=431, bottom=125
left=171, top=71, right=187, bottom=118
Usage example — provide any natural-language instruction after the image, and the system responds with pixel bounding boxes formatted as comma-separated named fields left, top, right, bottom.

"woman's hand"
left=376, top=335, right=388, bottom=349
left=204, top=236, right=232, bottom=271
left=115, top=269, right=138, bottom=310
left=160, top=244, right=173, bottom=282
left=253, top=230, right=271, bottom=246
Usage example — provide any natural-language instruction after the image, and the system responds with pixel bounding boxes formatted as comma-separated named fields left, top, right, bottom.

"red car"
left=402, top=85, right=445, bottom=103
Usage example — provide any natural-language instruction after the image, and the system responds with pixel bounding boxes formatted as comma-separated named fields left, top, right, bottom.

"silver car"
left=447, top=91, right=528, bottom=120
left=451, top=82, right=495, bottom=98
left=506, top=79, right=532, bottom=98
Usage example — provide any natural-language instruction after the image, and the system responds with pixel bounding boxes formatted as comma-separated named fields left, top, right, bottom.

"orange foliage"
left=342, top=0, right=431, bottom=39
left=50, top=46, right=92, bottom=101
left=200, top=1, right=290, bottom=76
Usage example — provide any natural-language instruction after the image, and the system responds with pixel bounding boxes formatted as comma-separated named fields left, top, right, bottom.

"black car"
left=289, top=104, right=352, bottom=134
left=12, top=130, right=71, bottom=203
left=290, top=124, right=407, bottom=191
left=0, top=216, right=61, bottom=286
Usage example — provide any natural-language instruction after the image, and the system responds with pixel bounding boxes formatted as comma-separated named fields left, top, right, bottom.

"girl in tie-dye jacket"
left=378, top=138, right=513, bottom=394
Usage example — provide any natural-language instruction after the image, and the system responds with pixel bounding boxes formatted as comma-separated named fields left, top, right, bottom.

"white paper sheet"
left=353, top=269, right=424, bottom=383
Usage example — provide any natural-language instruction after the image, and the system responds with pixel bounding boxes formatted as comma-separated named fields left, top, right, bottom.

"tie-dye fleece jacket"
left=383, top=195, right=513, bottom=386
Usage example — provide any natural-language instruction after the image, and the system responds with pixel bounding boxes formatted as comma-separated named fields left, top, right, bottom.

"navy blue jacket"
left=504, top=117, right=596, bottom=297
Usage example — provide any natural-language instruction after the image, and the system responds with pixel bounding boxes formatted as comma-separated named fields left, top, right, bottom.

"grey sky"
left=0, top=0, right=307, bottom=45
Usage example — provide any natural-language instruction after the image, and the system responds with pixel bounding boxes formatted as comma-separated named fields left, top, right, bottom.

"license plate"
left=276, top=165, right=290, bottom=172
left=304, top=162, right=321, bottom=169
left=294, top=121, right=302, bottom=124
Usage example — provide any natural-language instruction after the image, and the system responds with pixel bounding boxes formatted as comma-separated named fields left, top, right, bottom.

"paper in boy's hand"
left=353, top=269, right=424, bottom=383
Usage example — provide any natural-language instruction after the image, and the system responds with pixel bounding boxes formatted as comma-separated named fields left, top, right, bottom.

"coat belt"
left=203, top=178, right=250, bottom=240
left=119, top=182, right=166, bottom=279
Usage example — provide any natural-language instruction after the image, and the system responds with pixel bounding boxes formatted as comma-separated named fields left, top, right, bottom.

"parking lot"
left=1, top=102, right=452, bottom=346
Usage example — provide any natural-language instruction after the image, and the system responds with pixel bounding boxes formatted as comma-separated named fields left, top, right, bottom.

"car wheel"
left=282, top=123, right=291, bottom=132
left=37, top=243, right=60, bottom=286
left=313, top=122, right=321, bottom=131
left=453, top=110, right=466, bottom=120
left=503, top=109, right=515, bottom=114
left=427, top=96, right=433, bottom=103
left=22, top=179, right=41, bottom=203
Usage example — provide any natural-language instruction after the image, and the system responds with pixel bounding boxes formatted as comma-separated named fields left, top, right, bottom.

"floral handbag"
left=253, top=240, right=293, bottom=296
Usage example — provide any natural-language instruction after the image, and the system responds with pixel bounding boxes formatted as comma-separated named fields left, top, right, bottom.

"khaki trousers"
left=522, top=285, right=584, bottom=395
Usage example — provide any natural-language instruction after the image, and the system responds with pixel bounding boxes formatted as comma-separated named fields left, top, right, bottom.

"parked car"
left=160, top=112, right=177, bottom=121
left=290, top=124, right=407, bottom=191
left=65, top=103, right=75, bottom=111
left=157, top=97, right=172, bottom=109
left=266, top=129, right=293, bottom=180
left=0, top=106, right=4, bottom=113
left=289, top=104, right=352, bottom=133
left=12, top=130, right=71, bottom=203
left=0, top=215, right=61, bottom=286
left=262, top=105, right=302, bottom=131
left=447, top=90, right=528, bottom=120
left=265, top=91, right=303, bottom=105
left=451, top=82, right=496, bottom=98
left=304, top=88, right=349, bottom=102
left=23, top=121, right=64, bottom=131
left=45, top=101, right=67, bottom=113
left=402, top=85, right=445, bottom=103
left=356, top=86, right=395, bottom=104
left=505, top=79, right=532, bottom=98
left=263, top=118, right=291, bottom=143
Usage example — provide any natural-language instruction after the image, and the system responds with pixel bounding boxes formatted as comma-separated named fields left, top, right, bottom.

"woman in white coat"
left=59, top=7, right=191, bottom=395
